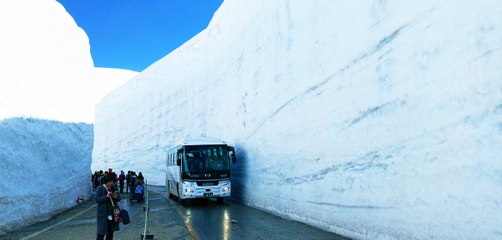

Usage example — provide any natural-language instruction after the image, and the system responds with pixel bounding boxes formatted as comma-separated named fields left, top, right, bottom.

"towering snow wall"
left=0, top=0, right=123, bottom=234
left=0, top=0, right=95, bottom=123
left=93, top=67, right=138, bottom=106
left=0, top=118, right=93, bottom=234
left=0, top=0, right=137, bottom=123
left=93, top=0, right=502, bottom=239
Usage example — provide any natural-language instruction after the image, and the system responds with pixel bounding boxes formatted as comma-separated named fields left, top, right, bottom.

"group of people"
left=92, top=170, right=145, bottom=202
left=91, top=169, right=146, bottom=240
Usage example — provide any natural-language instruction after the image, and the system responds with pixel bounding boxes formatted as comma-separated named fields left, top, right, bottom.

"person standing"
left=95, top=174, right=121, bottom=240
left=125, top=171, right=131, bottom=194
left=133, top=172, right=145, bottom=203
left=118, top=171, right=125, bottom=193
left=92, top=171, right=98, bottom=191
left=137, top=172, right=144, bottom=181
left=129, top=172, right=137, bottom=199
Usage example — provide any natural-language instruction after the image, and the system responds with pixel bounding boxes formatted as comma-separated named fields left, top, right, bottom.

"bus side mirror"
left=228, top=146, right=237, bottom=164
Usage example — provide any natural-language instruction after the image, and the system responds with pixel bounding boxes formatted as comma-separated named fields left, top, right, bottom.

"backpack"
left=134, top=184, right=144, bottom=194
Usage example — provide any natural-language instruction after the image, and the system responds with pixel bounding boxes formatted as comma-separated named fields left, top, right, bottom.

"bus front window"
left=183, top=145, right=230, bottom=174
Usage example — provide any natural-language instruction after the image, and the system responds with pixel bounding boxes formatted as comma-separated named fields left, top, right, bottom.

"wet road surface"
left=1, top=186, right=349, bottom=240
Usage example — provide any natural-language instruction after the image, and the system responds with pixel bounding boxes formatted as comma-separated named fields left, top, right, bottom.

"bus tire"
left=178, top=189, right=185, bottom=205
left=217, top=197, right=224, bottom=204
left=167, top=181, right=174, bottom=199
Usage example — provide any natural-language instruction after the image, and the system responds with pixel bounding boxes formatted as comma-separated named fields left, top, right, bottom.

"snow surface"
left=93, top=0, right=502, bottom=239
left=0, top=118, right=93, bottom=235
left=93, top=67, right=138, bottom=106
left=0, top=0, right=137, bottom=123
left=0, top=0, right=129, bottom=234
left=0, top=0, right=94, bottom=123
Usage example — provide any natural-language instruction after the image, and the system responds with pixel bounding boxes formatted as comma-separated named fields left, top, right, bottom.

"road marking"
left=20, top=203, right=97, bottom=240
left=154, top=191, right=202, bottom=240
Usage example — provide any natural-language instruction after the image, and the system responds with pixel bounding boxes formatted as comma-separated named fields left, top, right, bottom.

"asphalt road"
left=1, top=186, right=349, bottom=240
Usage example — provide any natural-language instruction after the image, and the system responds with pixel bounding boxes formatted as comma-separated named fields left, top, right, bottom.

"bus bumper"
left=180, top=180, right=231, bottom=199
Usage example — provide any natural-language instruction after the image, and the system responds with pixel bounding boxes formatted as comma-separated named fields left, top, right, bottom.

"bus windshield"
left=182, top=145, right=230, bottom=174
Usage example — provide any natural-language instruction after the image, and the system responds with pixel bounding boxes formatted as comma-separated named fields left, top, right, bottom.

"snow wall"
left=0, top=0, right=137, bottom=123
left=93, top=0, right=502, bottom=239
left=0, top=0, right=95, bottom=123
left=0, top=118, right=93, bottom=234
left=0, top=0, right=124, bottom=234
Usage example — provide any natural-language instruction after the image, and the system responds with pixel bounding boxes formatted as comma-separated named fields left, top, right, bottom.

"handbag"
left=109, top=196, right=122, bottom=223
left=120, top=209, right=130, bottom=225
left=109, top=195, right=130, bottom=225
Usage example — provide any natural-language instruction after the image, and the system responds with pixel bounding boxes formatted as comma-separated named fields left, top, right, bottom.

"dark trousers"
left=129, top=185, right=135, bottom=198
left=96, top=220, right=114, bottom=240
left=119, top=181, right=124, bottom=193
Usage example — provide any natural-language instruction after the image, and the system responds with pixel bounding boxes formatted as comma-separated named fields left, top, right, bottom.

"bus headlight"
left=185, top=188, right=194, bottom=194
left=222, top=187, right=230, bottom=193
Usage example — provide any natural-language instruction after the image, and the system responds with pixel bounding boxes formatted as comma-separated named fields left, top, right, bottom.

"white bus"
left=165, top=137, right=236, bottom=204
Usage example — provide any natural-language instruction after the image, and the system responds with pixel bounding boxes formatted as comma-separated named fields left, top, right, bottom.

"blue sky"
left=57, top=0, right=223, bottom=72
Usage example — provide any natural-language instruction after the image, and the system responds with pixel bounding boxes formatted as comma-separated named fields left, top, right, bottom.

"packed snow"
left=93, top=67, right=138, bottom=106
left=0, top=0, right=137, bottom=123
left=0, top=0, right=94, bottom=123
left=93, top=0, right=502, bottom=239
left=0, top=118, right=93, bottom=235
left=0, top=0, right=133, bottom=234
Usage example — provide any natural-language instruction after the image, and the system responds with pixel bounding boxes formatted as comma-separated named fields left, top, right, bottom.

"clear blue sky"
left=57, top=0, right=223, bottom=72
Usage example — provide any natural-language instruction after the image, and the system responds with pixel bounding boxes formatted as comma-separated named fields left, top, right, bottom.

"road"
left=1, top=186, right=349, bottom=240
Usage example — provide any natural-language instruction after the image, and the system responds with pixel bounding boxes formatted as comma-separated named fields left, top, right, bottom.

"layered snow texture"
left=0, top=118, right=93, bottom=235
left=93, top=0, right=502, bottom=239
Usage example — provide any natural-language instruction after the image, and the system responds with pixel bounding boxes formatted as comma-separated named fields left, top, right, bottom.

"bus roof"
left=178, top=137, right=227, bottom=146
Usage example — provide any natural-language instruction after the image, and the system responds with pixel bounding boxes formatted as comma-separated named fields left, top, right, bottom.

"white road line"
left=20, top=203, right=97, bottom=240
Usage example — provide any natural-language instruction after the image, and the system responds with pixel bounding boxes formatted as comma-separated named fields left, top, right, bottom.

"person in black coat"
left=118, top=171, right=125, bottom=193
left=95, top=174, right=121, bottom=240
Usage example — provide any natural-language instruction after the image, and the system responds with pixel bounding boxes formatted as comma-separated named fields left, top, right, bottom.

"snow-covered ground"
left=93, top=0, right=502, bottom=239
left=0, top=118, right=93, bottom=235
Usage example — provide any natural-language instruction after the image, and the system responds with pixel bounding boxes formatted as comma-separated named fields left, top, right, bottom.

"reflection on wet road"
left=152, top=186, right=348, bottom=240
left=1, top=186, right=349, bottom=240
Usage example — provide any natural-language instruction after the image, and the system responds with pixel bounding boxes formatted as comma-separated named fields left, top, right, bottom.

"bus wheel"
left=178, top=190, right=185, bottom=205
left=216, top=197, right=224, bottom=204
left=167, top=181, right=174, bottom=199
